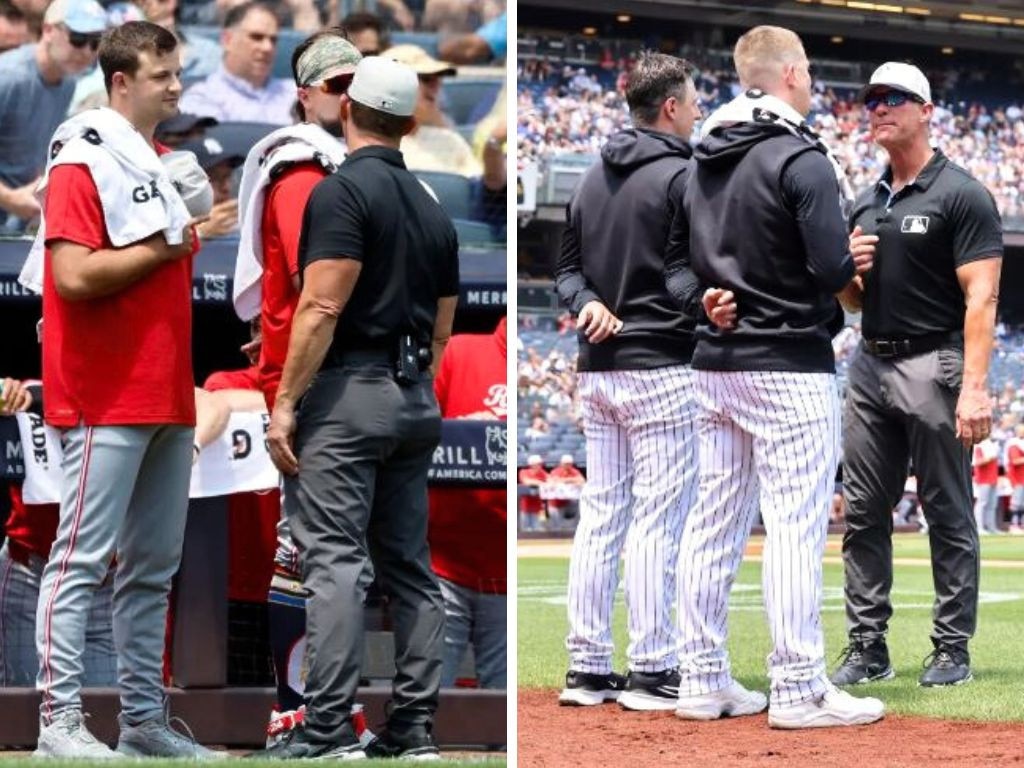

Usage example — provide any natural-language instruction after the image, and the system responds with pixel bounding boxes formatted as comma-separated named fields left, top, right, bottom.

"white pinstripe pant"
left=565, top=365, right=698, bottom=674
left=677, top=370, right=839, bottom=707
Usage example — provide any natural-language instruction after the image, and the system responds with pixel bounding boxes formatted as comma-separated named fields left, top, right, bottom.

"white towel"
left=700, top=90, right=856, bottom=218
left=19, top=107, right=193, bottom=293
left=232, top=123, right=346, bottom=321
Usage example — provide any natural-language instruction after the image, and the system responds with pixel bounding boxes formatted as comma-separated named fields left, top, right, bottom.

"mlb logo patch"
left=901, top=215, right=929, bottom=234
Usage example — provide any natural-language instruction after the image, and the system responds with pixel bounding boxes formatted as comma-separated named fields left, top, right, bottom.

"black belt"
left=862, top=330, right=962, bottom=359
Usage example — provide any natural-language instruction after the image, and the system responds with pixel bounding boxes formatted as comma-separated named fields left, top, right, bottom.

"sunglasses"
left=318, top=72, right=354, bottom=95
left=864, top=90, right=923, bottom=112
left=63, top=25, right=101, bottom=51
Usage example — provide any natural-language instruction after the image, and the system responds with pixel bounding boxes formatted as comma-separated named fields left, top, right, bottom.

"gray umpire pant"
left=842, top=345, right=978, bottom=651
left=287, top=362, right=445, bottom=742
left=35, top=424, right=193, bottom=723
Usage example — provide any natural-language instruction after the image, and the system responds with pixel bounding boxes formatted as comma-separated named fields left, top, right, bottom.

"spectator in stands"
left=473, top=81, right=507, bottom=225
left=1007, top=422, right=1024, bottom=534
left=179, top=0, right=296, bottom=125
left=0, top=0, right=106, bottom=231
left=517, top=454, right=547, bottom=531
left=155, top=112, right=218, bottom=147
left=135, top=0, right=221, bottom=78
left=438, top=10, right=506, bottom=65
left=340, top=10, right=386, bottom=55
left=0, top=378, right=117, bottom=689
left=177, top=134, right=244, bottom=238
left=546, top=453, right=584, bottom=527
left=422, top=0, right=501, bottom=36
left=0, top=0, right=29, bottom=52
left=385, top=43, right=483, bottom=177
left=8, top=0, right=47, bottom=38
left=524, top=415, right=548, bottom=440
left=428, top=316, right=507, bottom=689
left=972, top=438, right=1000, bottom=534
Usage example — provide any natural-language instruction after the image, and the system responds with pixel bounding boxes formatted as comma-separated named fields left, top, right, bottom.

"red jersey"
left=517, top=466, right=547, bottom=514
left=4, top=484, right=60, bottom=560
left=258, top=163, right=327, bottom=408
left=547, top=464, right=584, bottom=509
left=972, top=446, right=999, bottom=486
left=42, top=158, right=196, bottom=427
left=1008, top=441, right=1024, bottom=487
left=203, top=367, right=261, bottom=392
left=428, top=318, right=507, bottom=593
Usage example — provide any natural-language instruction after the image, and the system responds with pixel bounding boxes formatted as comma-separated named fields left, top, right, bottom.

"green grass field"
left=519, top=534, right=1024, bottom=722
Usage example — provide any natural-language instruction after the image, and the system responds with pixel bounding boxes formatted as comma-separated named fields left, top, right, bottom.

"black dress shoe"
left=365, top=723, right=440, bottom=760
left=248, top=724, right=365, bottom=760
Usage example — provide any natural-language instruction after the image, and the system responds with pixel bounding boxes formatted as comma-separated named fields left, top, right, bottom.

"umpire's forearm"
left=274, top=302, right=337, bottom=410
left=962, top=293, right=996, bottom=392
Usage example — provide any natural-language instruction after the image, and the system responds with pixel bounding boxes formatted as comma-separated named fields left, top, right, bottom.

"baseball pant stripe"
left=40, top=426, right=93, bottom=722
left=678, top=371, right=837, bottom=707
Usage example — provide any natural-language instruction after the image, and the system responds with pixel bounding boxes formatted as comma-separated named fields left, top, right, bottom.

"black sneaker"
left=830, top=639, right=895, bottom=686
left=248, top=723, right=365, bottom=760
left=557, top=670, right=627, bottom=706
left=920, top=646, right=972, bottom=687
left=618, top=668, right=681, bottom=711
left=364, top=722, right=439, bottom=760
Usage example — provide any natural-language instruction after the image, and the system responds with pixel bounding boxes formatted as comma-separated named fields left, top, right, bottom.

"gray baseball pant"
left=842, top=346, right=978, bottom=650
left=34, top=423, right=193, bottom=723
left=287, top=364, right=444, bottom=742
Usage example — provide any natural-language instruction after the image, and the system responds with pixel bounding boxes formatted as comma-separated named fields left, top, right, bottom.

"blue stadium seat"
left=440, top=79, right=501, bottom=126
left=391, top=31, right=440, bottom=57
left=453, top=218, right=495, bottom=245
left=272, top=28, right=308, bottom=78
left=415, top=171, right=472, bottom=220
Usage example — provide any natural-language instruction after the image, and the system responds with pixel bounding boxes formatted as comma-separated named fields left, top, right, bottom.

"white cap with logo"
left=347, top=56, right=418, bottom=117
left=863, top=62, right=931, bottom=104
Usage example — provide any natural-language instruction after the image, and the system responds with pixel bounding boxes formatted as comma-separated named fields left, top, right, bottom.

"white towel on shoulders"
left=232, top=122, right=346, bottom=321
left=19, top=107, right=193, bottom=293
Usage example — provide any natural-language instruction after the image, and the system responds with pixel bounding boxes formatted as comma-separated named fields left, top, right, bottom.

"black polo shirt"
left=850, top=149, right=1003, bottom=339
left=298, top=145, right=460, bottom=356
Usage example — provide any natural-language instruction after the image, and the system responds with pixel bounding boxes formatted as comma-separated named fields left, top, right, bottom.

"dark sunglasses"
left=64, top=26, right=101, bottom=51
left=319, top=72, right=354, bottom=95
left=864, top=90, right=923, bottom=112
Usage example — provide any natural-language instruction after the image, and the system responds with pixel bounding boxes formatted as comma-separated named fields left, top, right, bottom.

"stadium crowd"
left=517, top=54, right=1024, bottom=224
left=517, top=315, right=1024, bottom=534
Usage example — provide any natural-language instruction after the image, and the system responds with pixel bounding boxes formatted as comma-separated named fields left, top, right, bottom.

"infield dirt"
left=518, top=690, right=1024, bottom=767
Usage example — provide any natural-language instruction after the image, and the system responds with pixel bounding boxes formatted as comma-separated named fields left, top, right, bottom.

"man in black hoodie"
left=554, top=52, right=705, bottom=712
left=666, top=25, right=881, bottom=729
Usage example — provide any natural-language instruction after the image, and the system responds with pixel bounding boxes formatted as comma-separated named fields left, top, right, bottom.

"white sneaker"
left=34, top=710, right=118, bottom=759
left=675, top=681, right=768, bottom=721
left=768, top=686, right=885, bottom=729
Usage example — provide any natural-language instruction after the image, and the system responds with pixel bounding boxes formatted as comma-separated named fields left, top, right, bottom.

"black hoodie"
left=556, top=128, right=697, bottom=372
left=671, top=122, right=853, bottom=373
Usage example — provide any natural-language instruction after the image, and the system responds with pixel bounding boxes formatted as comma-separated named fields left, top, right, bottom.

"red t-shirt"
left=4, top=484, right=60, bottom=560
left=200, top=366, right=277, bottom=601
left=1007, top=442, right=1024, bottom=487
left=427, top=318, right=507, bottom=593
left=973, top=447, right=999, bottom=486
left=517, top=466, right=547, bottom=514
left=547, top=464, right=584, bottom=508
left=258, top=163, right=327, bottom=408
left=203, top=367, right=261, bottom=392
left=42, top=158, right=196, bottom=427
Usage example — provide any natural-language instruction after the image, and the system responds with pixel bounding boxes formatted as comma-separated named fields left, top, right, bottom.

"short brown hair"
left=350, top=100, right=413, bottom=139
left=625, top=52, right=695, bottom=127
left=99, top=21, right=177, bottom=94
left=733, top=25, right=805, bottom=90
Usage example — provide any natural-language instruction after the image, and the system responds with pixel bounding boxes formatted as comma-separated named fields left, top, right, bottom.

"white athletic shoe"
left=767, top=686, right=885, bottom=730
left=34, top=710, right=118, bottom=759
left=674, top=681, right=768, bottom=721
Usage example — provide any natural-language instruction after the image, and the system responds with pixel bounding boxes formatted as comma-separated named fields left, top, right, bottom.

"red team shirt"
left=972, top=445, right=999, bottom=485
left=42, top=158, right=196, bottom=427
left=257, top=163, right=328, bottom=407
left=428, top=318, right=507, bottom=594
left=1007, top=442, right=1024, bottom=487
left=517, top=466, right=547, bottom=514
left=4, top=485, right=60, bottom=561
left=203, top=367, right=278, bottom=602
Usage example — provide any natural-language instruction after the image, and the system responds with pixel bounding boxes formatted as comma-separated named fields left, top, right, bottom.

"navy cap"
left=156, top=113, right=219, bottom=138
left=177, top=136, right=245, bottom=170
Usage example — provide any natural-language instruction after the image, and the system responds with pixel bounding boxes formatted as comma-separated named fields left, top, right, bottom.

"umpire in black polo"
left=263, top=55, right=459, bottom=760
left=831, top=62, right=1002, bottom=689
